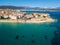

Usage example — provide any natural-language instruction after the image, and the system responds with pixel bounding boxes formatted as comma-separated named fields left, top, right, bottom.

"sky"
left=0, top=0, right=60, bottom=8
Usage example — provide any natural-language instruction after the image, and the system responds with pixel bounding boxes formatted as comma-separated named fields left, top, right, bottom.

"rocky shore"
left=0, top=9, right=57, bottom=23
left=0, top=18, right=56, bottom=24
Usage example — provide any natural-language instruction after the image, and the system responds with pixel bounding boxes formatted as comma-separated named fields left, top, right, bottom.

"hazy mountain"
left=0, top=6, right=60, bottom=10
left=0, top=6, right=25, bottom=9
left=55, top=7, right=60, bottom=10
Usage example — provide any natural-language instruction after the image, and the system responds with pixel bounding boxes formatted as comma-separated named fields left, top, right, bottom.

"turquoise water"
left=0, top=11, right=60, bottom=45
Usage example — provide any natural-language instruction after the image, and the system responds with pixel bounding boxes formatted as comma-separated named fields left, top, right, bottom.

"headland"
left=0, top=9, right=57, bottom=23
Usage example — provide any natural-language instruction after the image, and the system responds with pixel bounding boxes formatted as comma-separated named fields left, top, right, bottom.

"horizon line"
left=0, top=5, right=60, bottom=8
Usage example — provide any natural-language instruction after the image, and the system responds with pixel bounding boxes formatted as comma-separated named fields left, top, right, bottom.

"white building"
left=9, top=15, right=17, bottom=20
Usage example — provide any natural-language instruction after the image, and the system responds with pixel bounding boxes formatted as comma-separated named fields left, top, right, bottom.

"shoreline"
left=0, top=19, right=57, bottom=24
left=0, top=10, right=57, bottom=24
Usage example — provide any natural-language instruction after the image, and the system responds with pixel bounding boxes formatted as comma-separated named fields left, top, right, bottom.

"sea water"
left=0, top=11, right=60, bottom=45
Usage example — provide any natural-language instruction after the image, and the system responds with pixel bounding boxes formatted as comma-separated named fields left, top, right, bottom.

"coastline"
left=0, top=19, right=57, bottom=24
left=0, top=9, right=57, bottom=24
